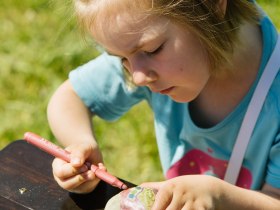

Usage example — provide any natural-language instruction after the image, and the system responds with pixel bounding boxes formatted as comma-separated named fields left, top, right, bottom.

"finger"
left=140, top=181, right=162, bottom=190
left=97, top=162, right=106, bottom=171
left=52, top=158, right=88, bottom=179
left=164, top=193, right=185, bottom=210
left=181, top=203, right=189, bottom=210
left=70, top=173, right=101, bottom=194
left=151, top=187, right=173, bottom=210
left=65, top=144, right=93, bottom=167
left=182, top=204, right=203, bottom=210
left=181, top=200, right=197, bottom=210
left=58, top=170, right=95, bottom=191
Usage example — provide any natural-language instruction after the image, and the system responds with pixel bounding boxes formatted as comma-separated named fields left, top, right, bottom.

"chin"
left=169, top=95, right=193, bottom=103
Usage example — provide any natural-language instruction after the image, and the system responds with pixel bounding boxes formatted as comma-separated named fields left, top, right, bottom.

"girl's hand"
left=141, top=175, right=222, bottom=210
left=52, top=142, right=104, bottom=193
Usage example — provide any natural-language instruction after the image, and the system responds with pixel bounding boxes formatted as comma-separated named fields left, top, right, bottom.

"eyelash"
left=145, top=44, right=164, bottom=56
left=120, top=43, right=165, bottom=67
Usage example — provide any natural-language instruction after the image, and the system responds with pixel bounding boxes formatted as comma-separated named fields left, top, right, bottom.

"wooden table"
left=0, top=140, right=135, bottom=210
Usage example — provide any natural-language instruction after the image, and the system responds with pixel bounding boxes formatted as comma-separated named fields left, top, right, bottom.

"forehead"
left=91, top=2, right=169, bottom=55
left=91, top=0, right=150, bottom=33
left=90, top=0, right=151, bottom=32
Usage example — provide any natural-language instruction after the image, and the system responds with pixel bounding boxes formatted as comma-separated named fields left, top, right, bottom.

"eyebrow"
left=106, top=43, right=145, bottom=57
left=106, top=29, right=167, bottom=57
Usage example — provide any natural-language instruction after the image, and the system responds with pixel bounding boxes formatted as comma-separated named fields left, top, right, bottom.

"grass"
left=0, top=0, right=279, bottom=184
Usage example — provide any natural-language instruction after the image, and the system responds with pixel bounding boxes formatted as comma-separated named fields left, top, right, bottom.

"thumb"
left=65, top=144, right=91, bottom=167
left=140, top=181, right=163, bottom=191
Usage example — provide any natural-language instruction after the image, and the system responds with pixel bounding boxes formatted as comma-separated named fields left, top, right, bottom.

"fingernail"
left=80, top=165, right=88, bottom=173
left=85, top=171, right=95, bottom=180
left=71, top=157, right=81, bottom=165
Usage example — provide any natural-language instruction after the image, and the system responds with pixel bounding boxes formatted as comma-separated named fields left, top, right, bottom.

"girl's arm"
left=47, top=79, right=103, bottom=193
left=47, top=79, right=96, bottom=148
left=142, top=175, right=280, bottom=210
left=261, top=183, right=280, bottom=200
left=219, top=181, right=280, bottom=210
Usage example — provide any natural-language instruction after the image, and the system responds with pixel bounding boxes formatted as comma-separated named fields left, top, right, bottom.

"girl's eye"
left=145, top=44, right=164, bottom=56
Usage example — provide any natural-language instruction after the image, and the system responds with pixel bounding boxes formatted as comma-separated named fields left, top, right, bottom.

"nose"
left=132, top=71, right=158, bottom=86
left=127, top=58, right=158, bottom=86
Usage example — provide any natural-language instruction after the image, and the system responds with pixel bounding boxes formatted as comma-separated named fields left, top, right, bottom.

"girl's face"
left=92, top=11, right=211, bottom=103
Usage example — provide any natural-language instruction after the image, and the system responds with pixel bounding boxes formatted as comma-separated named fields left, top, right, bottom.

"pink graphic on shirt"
left=166, top=149, right=252, bottom=189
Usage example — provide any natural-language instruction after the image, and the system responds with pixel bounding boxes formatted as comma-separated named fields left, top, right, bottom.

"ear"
left=218, top=0, right=227, bottom=15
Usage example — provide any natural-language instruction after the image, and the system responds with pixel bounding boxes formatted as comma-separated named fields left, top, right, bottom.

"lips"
left=159, top=87, right=174, bottom=94
left=149, top=86, right=175, bottom=94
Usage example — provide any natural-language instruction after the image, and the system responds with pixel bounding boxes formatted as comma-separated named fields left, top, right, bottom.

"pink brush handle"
left=24, top=132, right=127, bottom=190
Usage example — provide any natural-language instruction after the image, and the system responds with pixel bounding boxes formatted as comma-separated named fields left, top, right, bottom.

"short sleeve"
left=69, top=52, right=151, bottom=121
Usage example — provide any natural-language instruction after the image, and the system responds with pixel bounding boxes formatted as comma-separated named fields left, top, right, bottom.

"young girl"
left=48, top=0, right=280, bottom=209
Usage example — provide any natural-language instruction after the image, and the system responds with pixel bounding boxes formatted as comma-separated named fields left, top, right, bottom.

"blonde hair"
left=73, top=0, right=261, bottom=75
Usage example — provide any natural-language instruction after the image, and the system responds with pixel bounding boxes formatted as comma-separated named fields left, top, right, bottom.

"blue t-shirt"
left=69, top=15, right=280, bottom=190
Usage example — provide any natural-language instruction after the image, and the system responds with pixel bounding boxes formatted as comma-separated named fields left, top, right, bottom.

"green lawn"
left=0, top=0, right=279, bottom=184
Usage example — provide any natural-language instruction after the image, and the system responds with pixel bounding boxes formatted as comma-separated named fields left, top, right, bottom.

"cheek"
left=177, top=33, right=209, bottom=72
left=151, top=44, right=210, bottom=79
left=174, top=55, right=210, bottom=91
left=179, top=48, right=210, bottom=79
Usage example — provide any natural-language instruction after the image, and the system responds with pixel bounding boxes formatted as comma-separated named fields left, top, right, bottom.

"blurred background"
left=0, top=0, right=279, bottom=185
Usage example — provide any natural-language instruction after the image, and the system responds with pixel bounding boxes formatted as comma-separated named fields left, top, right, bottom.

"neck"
left=190, top=21, right=263, bottom=128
